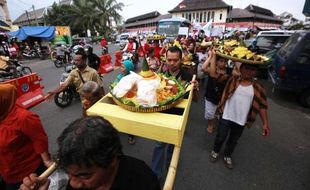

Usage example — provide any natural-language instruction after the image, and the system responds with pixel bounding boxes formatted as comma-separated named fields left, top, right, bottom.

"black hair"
left=57, top=116, right=123, bottom=169
left=166, top=46, right=182, bottom=59
left=240, top=63, right=259, bottom=69
left=75, top=48, right=87, bottom=60
left=216, top=56, right=227, bottom=62
left=148, top=47, right=155, bottom=54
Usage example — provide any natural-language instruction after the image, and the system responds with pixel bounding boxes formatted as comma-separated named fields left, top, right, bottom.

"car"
left=72, top=37, right=92, bottom=46
left=115, top=35, right=121, bottom=44
left=269, top=30, right=310, bottom=108
left=119, top=33, right=130, bottom=48
left=253, top=30, right=295, bottom=54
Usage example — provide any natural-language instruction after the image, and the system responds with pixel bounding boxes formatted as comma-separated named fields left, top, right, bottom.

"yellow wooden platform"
left=87, top=83, right=195, bottom=190
left=87, top=86, right=194, bottom=147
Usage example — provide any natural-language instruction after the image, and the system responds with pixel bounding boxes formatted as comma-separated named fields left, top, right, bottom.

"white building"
left=278, top=12, right=300, bottom=29
left=168, top=0, right=231, bottom=31
left=0, top=0, right=11, bottom=31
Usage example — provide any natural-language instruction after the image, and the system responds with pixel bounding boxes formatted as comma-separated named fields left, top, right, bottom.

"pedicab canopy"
left=9, top=26, right=56, bottom=41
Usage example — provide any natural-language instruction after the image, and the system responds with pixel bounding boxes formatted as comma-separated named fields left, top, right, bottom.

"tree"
left=91, top=0, right=124, bottom=27
left=66, top=0, right=99, bottom=36
left=44, top=3, right=72, bottom=26
left=44, top=0, right=124, bottom=36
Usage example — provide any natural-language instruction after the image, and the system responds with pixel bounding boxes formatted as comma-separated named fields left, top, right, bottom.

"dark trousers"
left=213, top=118, right=244, bottom=157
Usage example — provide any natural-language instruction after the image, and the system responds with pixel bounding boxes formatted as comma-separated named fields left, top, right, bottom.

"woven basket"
left=111, top=96, right=184, bottom=113
left=216, top=51, right=266, bottom=64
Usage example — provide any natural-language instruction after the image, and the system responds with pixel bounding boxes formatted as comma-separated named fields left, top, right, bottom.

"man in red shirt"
left=100, top=37, right=107, bottom=47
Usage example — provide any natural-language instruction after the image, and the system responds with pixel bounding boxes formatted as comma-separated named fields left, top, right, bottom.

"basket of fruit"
left=110, top=58, right=189, bottom=113
left=216, top=40, right=269, bottom=64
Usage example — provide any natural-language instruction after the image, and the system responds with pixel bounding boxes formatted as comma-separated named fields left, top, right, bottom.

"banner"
left=202, top=20, right=212, bottom=37
left=53, top=26, right=72, bottom=45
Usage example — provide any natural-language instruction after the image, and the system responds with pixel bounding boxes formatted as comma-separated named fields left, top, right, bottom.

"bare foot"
left=207, top=125, right=214, bottom=134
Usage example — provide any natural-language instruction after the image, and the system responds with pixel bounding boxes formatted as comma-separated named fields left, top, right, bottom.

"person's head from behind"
left=85, top=45, right=93, bottom=55
left=121, top=60, right=134, bottom=75
left=240, top=63, right=258, bottom=80
left=81, top=81, right=103, bottom=110
left=74, top=49, right=87, bottom=70
left=153, top=40, right=159, bottom=47
left=166, top=46, right=182, bottom=73
left=216, top=56, right=228, bottom=70
left=57, top=116, right=122, bottom=189
left=128, top=36, right=134, bottom=43
left=148, top=48, right=155, bottom=58
left=0, top=84, right=18, bottom=121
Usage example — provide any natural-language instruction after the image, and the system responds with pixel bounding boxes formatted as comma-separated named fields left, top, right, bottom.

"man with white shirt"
left=209, top=63, right=270, bottom=169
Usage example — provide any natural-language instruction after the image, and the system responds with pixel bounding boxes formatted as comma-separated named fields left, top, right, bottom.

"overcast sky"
left=8, top=0, right=307, bottom=21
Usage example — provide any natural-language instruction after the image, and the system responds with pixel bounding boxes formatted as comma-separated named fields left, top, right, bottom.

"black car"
left=269, top=30, right=310, bottom=108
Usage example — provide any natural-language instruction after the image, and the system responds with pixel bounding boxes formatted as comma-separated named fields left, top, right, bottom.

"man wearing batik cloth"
left=209, top=63, right=270, bottom=169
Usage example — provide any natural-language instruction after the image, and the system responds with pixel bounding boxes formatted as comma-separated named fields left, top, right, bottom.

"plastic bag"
left=48, top=169, right=69, bottom=190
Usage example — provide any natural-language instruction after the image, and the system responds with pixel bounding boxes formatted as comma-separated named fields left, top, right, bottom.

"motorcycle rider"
left=46, top=49, right=104, bottom=108
left=122, top=35, right=136, bottom=53
left=55, top=43, right=68, bottom=63
left=122, top=35, right=138, bottom=65
left=100, top=37, right=108, bottom=55
left=0, top=50, right=17, bottom=77
left=84, top=45, right=100, bottom=71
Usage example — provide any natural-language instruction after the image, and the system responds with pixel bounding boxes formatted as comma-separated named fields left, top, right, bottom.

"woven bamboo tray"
left=111, top=95, right=185, bottom=113
left=216, top=51, right=267, bottom=64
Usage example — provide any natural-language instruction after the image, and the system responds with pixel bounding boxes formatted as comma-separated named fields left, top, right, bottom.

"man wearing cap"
left=209, top=62, right=270, bottom=169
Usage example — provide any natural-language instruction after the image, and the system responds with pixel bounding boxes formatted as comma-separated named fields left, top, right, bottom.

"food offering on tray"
left=146, top=34, right=166, bottom=41
left=110, top=58, right=188, bottom=110
left=216, top=39, right=269, bottom=64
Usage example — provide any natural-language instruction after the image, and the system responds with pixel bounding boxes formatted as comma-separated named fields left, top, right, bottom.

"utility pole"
left=32, top=5, right=39, bottom=26
left=25, top=10, right=31, bottom=25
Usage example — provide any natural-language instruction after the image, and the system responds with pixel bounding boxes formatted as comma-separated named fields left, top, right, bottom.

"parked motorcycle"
left=54, top=64, right=80, bottom=108
left=22, top=48, right=43, bottom=59
left=0, top=59, right=32, bottom=81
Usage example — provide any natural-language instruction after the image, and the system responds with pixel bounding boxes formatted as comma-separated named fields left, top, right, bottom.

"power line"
left=15, top=0, right=32, bottom=6
left=9, top=0, right=27, bottom=11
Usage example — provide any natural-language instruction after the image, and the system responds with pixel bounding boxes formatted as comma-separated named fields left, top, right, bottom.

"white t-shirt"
left=222, top=84, right=254, bottom=126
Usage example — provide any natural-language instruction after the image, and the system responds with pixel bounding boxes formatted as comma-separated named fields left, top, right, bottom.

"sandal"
left=128, top=136, right=136, bottom=145
left=209, top=150, right=219, bottom=163
left=223, top=157, right=233, bottom=169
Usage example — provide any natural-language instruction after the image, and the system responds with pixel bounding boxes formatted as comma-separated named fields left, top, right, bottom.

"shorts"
left=204, top=99, right=217, bottom=120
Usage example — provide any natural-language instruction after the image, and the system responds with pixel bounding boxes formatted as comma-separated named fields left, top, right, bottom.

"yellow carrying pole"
left=163, top=75, right=196, bottom=190
left=163, top=146, right=181, bottom=190
left=39, top=162, right=57, bottom=178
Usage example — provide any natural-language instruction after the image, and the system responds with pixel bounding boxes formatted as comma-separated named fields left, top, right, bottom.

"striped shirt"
left=217, top=76, right=268, bottom=128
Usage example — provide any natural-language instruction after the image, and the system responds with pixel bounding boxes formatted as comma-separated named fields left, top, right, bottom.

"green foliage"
left=44, top=0, right=124, bottom=37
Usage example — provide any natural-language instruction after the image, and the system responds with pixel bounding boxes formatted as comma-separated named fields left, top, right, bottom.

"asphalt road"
left=24, top=44, right=310, bottom=190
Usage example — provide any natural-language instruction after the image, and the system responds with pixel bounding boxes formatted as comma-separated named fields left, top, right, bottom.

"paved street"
left=25, top=44, right=310, bottom=190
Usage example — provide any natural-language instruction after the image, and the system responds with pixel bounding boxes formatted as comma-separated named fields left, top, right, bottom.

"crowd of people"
left=0, top=31, right=271, bottom=190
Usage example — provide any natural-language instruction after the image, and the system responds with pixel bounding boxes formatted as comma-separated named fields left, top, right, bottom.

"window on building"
left=182, top=13, right=184, bottom=18
left=207, top=12, right=210, bottom=22
left=185, top=12, right=188, bottom=19
left=212, top=11, right=215, bottom=21
left=204, top=12, right=207, bottom=22
left=196, top=12, right=199, bottom=21
left=200, top=12, right=203, bottom=22
left=189, top=12, right=192, bottom=21
left=220, top=13, right=222, bottom=20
